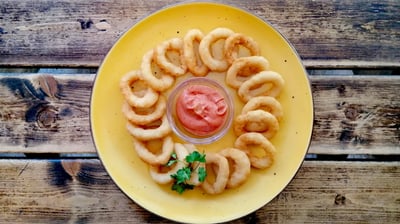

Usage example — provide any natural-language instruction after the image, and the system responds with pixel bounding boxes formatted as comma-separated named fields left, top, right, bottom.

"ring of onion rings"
left=119, top=70, right=159, bottom=108
left=149, top=143, right=189, bottom=184
left=241, top=96, right=283, bottom=121
left=118, top=27, right=287, bottom=194
left=224, top=33, right=260, bottom=64
left=183, top=29, right=209, bottom=77
left=126, top=114, right=171, bottom=141
left=199, top=27, right=234, bottom=72
left=154, top=38, right=187, bottom=76
left=219, top=148, right=251, bottom=188
left=234, top=109, right=279, bottom=139
left=201, top=152, right=229, bottom=194
left=132, top=135, right=174, bottom=166
left=122, top=95, right=167, bottom=125
left=238, top=71, right=285, bottom=102
left=141, top=49, right=175, bottom=91
left=234, top=132, right=276, bottom=169
left=226, top=56, right=269, bottom=89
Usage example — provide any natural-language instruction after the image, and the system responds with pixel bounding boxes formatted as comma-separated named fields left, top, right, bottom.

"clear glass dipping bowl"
left=166, top=77, right=234, bottom=145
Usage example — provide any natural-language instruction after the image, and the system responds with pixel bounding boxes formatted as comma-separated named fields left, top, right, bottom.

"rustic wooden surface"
left=0, top=0, right=399, bottom=68
left=0, top=74, right=94, bottom=153
left=1, top=159, right=399, bottom=223
left=1, top=0, right=399, bottom=223
left=0, top=74, right=399, bottom=154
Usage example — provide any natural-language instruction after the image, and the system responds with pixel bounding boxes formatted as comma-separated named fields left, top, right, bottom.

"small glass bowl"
left=167, top=77, right=234, bottom=145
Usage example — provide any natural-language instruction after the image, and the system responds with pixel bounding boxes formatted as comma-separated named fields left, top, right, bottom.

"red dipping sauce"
left=176, top=84, right=228, bottom=136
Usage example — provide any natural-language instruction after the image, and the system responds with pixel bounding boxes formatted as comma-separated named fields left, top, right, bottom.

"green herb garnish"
left=185, top=151, right=206, bottom=163
left=167, top=150, right=207, bottom=194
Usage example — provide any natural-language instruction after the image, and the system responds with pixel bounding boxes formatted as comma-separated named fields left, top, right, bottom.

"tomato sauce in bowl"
left=167, top=77, right=233, bottom=144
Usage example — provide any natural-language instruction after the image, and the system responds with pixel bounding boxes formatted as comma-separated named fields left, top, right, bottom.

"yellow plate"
left=91, top=2, right=313, bottom=223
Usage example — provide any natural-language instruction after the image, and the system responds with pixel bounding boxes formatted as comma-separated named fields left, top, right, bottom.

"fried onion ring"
left=226, top=56, right=269, bottom=89
left=122, top=95, right=167, bottom=125
left=219, top=148, right=251, bottom=188
left=224, top=33, right=260, bottom=64
left=241, top=96, right=283, bottom=121
left=149, top=143, right=189, bottom=184
left=132, top=135, right=174, bottom=166
left=238, top=71, right=285, bottom=102
left=154, top=38, right=187, bottom=76
left=126, top=114, right=171, bottom=141
left=234, top=132, right=276, bottom=169
left=141, top=49, right=175, bottom=91
left=199, top=27, right=234, bottom=71
left=201, top=152, right=229, bottom=194
left=234, top=110, right=279, bottom=139
left=119, top=70, right=159, bottom=108
left=183, top=29, right=209, bottom=76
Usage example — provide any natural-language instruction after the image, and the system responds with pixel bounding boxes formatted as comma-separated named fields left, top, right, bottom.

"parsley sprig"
left=167, top=151, right=207, bottom=194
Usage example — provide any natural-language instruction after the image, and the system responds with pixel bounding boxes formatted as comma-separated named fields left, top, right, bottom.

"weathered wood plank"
left=0, top=0, right=399, bottom=68
left=0, top=74, right=95, bottom=153
left=1, top=74, right=399, bottom=154
left=0, top=159, right=398, bottom=223
left=310, top=75, right=400, bottom=154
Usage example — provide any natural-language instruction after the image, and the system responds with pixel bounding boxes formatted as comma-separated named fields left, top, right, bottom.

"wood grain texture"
left=0, top=74, right=95, bottom=153
left=310, top=75, right=400, bottom=154
left=1, top=73, right=399, bottom=155
left=0, top=0, right=399, bottom=68
left=0, top=159, right=399, bottom=223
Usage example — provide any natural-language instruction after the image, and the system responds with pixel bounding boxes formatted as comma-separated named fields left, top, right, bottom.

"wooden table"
left=1, top=0, right=399, bottom=223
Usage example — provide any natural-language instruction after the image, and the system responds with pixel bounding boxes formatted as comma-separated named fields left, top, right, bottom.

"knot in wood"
left=334, top=194, right=346, bottom=205
left=37, top=108, right=57, bottom=128
left=337, top=84, right=346, bottom=96
left=344, top=105, right=360, bottom=120
left=77, top=18, right=93, bottom=29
